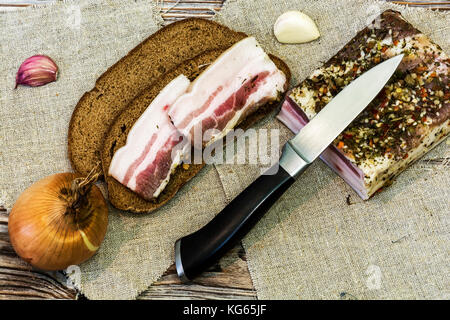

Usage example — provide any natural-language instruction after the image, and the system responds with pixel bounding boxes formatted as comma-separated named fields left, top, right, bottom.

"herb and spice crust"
left=288, top=10, right=449, bottom=198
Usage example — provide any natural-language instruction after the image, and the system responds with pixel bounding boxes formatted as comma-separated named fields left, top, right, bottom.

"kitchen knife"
left=175, top=54, right=404, bottom=281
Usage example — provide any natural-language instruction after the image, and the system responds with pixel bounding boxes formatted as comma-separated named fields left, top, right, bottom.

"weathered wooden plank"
left=157, top=0, right=223, bottom=23
left=0, top=0, right=447, bottom=301
left=138, top=284, right=255, bottom=300
left=0, top=208, right=78, bottom=300
left=138, top=246, right=257, bottom=300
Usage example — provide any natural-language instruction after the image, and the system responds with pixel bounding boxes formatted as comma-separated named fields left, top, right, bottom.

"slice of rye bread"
left=68, top=18, right=247, bottom=177
left=102, top=50, right=291, bottom=213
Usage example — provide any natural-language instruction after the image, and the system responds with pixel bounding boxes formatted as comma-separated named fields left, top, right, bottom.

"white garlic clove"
left=274, top=11, right=320, bottom=44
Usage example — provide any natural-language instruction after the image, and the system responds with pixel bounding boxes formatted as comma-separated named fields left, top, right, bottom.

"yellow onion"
left=8, top=171, right=108, bottom=271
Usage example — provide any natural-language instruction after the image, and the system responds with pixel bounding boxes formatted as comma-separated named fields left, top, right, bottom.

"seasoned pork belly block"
left=108, top=75, right=190, bottom=200
left=168, top=37, right=287, bottom=147
left=277, top=10, right=449, bottom=200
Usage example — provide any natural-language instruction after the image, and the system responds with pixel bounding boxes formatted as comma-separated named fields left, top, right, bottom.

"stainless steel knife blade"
left=175, top=54, right=404, bottom=282
left=287, top=54, right=404, bottom=167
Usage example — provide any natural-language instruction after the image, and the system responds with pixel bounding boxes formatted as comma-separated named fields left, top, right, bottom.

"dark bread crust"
left=102, top=51, right=291, bottom=213
left=68, top=18, right=247, bottom=176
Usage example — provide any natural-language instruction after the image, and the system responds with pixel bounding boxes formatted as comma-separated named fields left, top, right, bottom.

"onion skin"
left=8, top=173, right=108, bottom=271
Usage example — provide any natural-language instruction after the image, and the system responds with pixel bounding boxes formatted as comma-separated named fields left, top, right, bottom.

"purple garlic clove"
left=15, top=55, right=58, bottom=89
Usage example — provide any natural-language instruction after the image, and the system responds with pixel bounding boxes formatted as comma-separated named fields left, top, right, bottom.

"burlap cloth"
left=0, top=0, right=228, bottom=300
left=215, top=0, right=450, bottom=299
left=0, top=0, right=448, bottom=300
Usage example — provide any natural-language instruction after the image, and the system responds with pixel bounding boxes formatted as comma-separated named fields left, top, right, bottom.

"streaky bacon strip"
left=177, top=86, right=224, bottom=130
left=134, top=133, right=184, bottom=199
left=209, top=72, right=270, bottom=132
left=110, top=37, right=288, bottom=200
left=108, top=75, right=190, bottom=200
left=168, top=37, right=287, bottom=147
left=122, top=133, right=157, bottom=186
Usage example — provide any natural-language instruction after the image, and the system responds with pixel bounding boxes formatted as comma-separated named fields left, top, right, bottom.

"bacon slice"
left=108, top=75, right=190, bottom=200
left=277, top=10, right=449, bottom=200
left=109, top=37, right=287, bottom=200
left=168, top=37, right=287, bottom=147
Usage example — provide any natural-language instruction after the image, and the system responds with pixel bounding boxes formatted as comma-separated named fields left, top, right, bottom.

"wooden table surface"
left=0, top=0, right=447, bottom=300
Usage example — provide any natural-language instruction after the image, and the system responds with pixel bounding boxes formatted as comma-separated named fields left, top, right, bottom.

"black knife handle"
left=175, top=164, right=297, bottom=281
